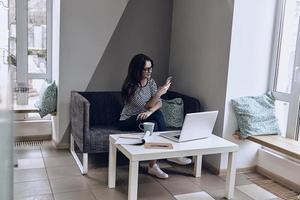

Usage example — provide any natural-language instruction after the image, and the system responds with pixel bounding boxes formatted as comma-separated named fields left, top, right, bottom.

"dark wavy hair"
left=121, top=54, right=154, bottom=103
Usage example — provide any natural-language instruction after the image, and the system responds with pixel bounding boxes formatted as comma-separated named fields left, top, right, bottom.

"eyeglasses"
left=143, top=67, right=153, bottom=72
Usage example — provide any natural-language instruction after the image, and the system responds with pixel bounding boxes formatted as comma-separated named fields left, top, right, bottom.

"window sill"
left=248, top=135, right=300, bottom=160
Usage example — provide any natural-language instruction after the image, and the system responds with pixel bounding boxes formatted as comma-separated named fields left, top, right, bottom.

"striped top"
left=120, top=78, right=158, bottom=120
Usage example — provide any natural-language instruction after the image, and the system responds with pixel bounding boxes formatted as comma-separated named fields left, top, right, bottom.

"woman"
left=119, top=54, right=191, bottom=179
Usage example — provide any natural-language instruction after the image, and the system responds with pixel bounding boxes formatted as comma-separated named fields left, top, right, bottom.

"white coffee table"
left=108, top=133, right=239, bottom=200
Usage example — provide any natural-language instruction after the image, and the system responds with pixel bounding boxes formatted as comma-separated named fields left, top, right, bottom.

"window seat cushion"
left=231, top=92, right=281, bottom=138
left=35, top=81, right=57, bottom=118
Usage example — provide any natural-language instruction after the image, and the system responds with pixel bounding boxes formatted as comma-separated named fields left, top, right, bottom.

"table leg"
left=193, top=155, right=202, bottom=177
left=225, top=151, right=237, bottom=199
left=108, top=140, right=117, bottom=188
left=128, top=161, right=139, bottom=200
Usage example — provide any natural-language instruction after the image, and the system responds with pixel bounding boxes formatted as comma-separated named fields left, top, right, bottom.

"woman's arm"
left=148, top=100, right=162, bottom=112
left=145, top=82, right=171, bottom=108
left=137, top=101, right=162, bottom=120
left=145, top=93, right=161, bottom=109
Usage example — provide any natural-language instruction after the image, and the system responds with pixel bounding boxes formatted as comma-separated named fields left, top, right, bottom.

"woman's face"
left=142, top=60, right=153, bottom=79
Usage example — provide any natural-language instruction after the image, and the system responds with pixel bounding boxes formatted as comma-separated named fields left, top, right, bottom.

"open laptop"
left=159, top=111, right=218, bottom=142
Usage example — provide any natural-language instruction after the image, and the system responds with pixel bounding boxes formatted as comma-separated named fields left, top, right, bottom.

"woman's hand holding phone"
left=164, top=76, right=172, bottom=90
left=165, top=76, right=172, bottom=85
left=157, top=76, right=172, bottom=97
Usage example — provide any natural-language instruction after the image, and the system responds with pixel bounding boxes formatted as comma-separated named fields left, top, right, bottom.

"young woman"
left=119, top=54, right=191, bottom=179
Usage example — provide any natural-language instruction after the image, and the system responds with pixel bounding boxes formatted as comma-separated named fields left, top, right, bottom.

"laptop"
left=159, top=111, right=218, bottom=142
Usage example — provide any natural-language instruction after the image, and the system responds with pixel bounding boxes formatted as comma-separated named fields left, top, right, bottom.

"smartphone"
left=165, top=76, right=173, bottom=84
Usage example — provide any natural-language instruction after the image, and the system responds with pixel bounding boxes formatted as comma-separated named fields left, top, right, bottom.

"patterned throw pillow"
left=231, top=92, right=280, bottom=138
left=161, top=98, right=184, bottom=128
left=35, top=81, right=57, bottom=118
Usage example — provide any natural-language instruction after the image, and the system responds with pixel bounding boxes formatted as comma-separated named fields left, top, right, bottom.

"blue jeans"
left=118, top=110, right=166, bottom=132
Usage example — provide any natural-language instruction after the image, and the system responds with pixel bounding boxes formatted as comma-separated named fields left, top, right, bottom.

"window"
left=271, top=0, right=300, bottom=140
left=9, top=0, right=52, bottom=119
left=0, top=0, right=10, bottom=108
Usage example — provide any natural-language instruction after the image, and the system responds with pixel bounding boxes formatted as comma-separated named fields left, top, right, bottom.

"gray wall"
left=87, top=0, right=173, bottom=91
left=56, top=0, right=128, bottom=144
left=56, top=0, right=173, bottom=145
left=169, top=0, right=234, bottom=170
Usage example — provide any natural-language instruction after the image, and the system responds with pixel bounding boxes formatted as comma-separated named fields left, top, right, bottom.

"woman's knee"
left=147, top=121, right=165, bottom=132
left=150, top=110, right=165, bottom=121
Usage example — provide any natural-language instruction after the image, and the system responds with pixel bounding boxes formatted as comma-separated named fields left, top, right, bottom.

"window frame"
left=269, top=0, right=300, bottom=140
left=15, top=0, right=52, bottom=104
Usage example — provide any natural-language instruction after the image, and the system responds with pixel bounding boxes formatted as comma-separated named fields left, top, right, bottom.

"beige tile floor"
left=14, top=145, right=281, bottom=200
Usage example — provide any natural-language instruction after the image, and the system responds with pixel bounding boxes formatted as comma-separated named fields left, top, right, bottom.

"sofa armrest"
left=70, top=91, right=90, bottom=152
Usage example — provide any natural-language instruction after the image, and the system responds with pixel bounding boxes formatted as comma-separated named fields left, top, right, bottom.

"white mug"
left=139, top=122, right=155, bottom=135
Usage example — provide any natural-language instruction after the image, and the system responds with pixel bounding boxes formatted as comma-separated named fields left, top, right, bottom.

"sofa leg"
left=70, top=134, right=88, bottom=175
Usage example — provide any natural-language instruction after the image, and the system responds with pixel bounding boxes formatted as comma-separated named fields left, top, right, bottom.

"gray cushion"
left=35, top=81, right=57, bottom=118
left=231, top=92, right=281, bottom=138
left=89, top=126, right=132, bottom=152
left=161, top=98, right=184, bottom=128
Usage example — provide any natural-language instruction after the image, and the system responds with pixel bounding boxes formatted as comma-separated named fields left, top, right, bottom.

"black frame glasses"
left=143, top=67, right=153, bottom=72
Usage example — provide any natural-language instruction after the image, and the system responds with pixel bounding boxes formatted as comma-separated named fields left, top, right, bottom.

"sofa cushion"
left=162, top=91, right=201, bottom=115
left=89, top=126, right=135, bottom=152
left=161, top=98, right=184, bottom=128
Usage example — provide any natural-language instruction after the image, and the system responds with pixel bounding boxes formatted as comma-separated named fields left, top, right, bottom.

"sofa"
left=70, top=91, right=201, bottom=174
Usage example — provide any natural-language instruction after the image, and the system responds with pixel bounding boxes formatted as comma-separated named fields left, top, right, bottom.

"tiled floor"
left=14, top=144, right=281, bottom=200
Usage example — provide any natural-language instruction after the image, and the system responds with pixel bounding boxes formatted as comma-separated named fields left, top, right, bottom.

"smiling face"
left=142, top=60, right=153, bottom=80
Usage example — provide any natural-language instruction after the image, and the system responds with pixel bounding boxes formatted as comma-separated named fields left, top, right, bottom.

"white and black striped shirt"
left=120, top=78, right=157, bottom=120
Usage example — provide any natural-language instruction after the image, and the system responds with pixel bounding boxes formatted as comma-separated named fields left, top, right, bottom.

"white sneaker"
left=148, top=163, right=168, bottom=179
left=167, top=157, right=192, bottom=165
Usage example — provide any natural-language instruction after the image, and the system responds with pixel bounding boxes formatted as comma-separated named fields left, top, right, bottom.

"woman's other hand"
left=156, top=82, right=171, bottom=97
left=137, top=110, right=153, bottom=120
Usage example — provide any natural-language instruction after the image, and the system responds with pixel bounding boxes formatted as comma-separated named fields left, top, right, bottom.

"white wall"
left=257, top=149, right=300, bottom=187
left=52, top=0, right=60, bottom=84
left=221, top=0, right=277, bottom=169
left=51, top=0, right=60, bottom=142
left=169, top=0, right=234, bottom=169
left=56, top=0, right=128, bottom=144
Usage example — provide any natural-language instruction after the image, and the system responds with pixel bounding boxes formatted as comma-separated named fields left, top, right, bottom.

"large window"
left=271, top=0, right=300, bottom=140
left=9, top=0, right=52, bottom=119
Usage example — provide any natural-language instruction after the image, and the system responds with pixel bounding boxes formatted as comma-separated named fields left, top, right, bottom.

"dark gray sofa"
left=70, top=91, right=201, bottom=174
